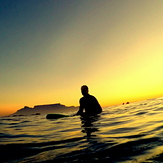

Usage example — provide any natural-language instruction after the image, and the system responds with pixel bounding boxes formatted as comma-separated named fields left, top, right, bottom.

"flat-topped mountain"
left=12, top=103, right=78, bottom=116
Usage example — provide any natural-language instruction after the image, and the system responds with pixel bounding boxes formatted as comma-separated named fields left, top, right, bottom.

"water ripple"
left=1, top=97, right=163, bottom=162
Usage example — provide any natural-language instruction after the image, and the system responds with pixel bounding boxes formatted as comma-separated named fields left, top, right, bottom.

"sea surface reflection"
left=1, top=97, right=163, bottom=162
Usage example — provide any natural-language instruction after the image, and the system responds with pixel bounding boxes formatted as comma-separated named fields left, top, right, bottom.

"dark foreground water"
left=1, top=97, right=163, bottom=163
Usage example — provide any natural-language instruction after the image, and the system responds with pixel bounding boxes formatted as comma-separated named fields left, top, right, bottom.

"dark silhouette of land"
left=11, top=103, right=78, bottom=116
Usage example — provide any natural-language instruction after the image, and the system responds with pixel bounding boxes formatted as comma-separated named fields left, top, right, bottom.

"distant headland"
left=11, top=103, right=78, bottom=116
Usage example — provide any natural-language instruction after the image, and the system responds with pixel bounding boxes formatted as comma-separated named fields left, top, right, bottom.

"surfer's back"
left=80, top=94, right=102, bottom=115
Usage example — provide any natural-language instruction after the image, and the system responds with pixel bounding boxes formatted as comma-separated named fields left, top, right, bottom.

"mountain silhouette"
left=11, top=103, right=78, bottom=116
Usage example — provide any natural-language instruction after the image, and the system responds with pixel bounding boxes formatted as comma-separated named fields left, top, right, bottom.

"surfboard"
left=46, top=113, right=69, bottom=119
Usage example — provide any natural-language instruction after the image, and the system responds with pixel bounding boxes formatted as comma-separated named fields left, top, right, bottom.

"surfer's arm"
left=76, top=106, right=84, bottom=115
left=74, top=98, right=84, bottom=115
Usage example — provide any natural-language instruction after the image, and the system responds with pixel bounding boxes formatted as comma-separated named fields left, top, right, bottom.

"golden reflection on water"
left=2, top=97, right=163, bottom=162
left=99, top=104, right=163, bottom=141
left=126, top=145, right=163, bottom=163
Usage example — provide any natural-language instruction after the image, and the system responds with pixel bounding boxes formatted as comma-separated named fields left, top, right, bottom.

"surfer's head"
left=81, top=85, right=89, bottom=96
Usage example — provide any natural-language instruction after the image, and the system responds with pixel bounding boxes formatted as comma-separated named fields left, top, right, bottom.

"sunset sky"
left=0, top=0, right=163, bottom=116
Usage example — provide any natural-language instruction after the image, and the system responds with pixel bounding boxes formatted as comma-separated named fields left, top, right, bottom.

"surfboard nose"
left=46, top=114, right=69, bottom=119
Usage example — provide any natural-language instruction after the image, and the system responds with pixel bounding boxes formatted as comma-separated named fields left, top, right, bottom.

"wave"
left=1, top=97, right=163, bottom=162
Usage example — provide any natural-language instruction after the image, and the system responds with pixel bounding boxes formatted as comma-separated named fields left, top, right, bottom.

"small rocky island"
left=11, top=103, right=78, bottom=116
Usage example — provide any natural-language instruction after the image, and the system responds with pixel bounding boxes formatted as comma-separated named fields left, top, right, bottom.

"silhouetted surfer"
left=75, top=85, right=102, bottom=116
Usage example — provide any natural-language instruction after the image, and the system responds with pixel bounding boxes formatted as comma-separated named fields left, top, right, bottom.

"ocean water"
left=1, top=97, right=163, bottom=163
